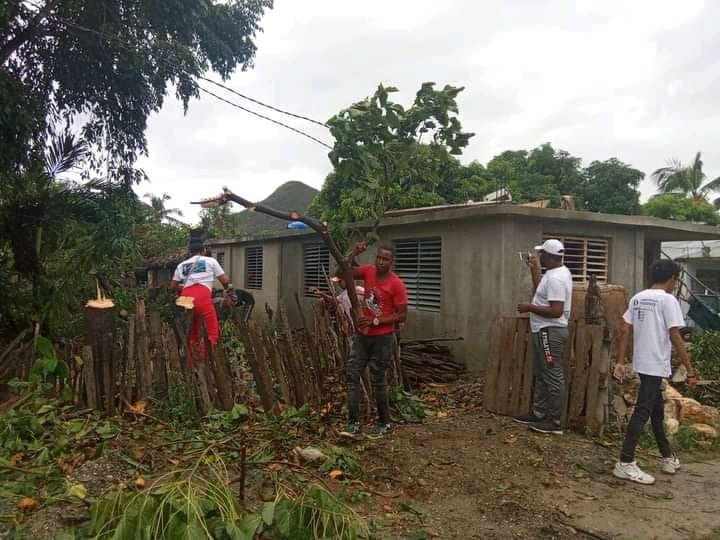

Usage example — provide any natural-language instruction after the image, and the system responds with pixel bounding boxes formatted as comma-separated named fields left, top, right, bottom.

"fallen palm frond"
left=84, top=454, right=258, bottom=540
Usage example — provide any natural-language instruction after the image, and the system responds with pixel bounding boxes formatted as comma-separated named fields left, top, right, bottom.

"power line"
left=198, top=76, right=327, bottom=128
left=13, top=0, right=332, bottom=145
left=197, top=85, right=332, bottom=149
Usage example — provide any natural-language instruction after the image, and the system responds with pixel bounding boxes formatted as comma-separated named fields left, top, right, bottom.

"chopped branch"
left=192, top=187, right=364, bottom=328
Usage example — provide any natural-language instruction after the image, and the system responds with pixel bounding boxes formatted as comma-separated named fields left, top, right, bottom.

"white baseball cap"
left=534, top=238, right=564, bottom=256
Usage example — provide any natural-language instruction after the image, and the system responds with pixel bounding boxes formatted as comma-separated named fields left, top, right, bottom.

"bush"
left=690, top=330, right=720, bottom=379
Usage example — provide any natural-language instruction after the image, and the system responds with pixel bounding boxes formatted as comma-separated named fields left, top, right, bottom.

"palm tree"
left=143, top=193, right=185, bottom=225
left=651, top=151, right=720, bottom=205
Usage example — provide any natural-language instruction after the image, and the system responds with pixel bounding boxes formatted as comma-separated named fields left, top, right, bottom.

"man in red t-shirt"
left=340, top=243, right=408, bottom=439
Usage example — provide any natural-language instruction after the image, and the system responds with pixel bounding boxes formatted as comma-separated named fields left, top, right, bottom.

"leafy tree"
left=484, top=144, right=584, bottom=208
left=1, top=0, right=272, bottom=184
left=0, top=0, right=270, bottom=337
left=642, top=193, right=719, bottom=225
left=200, top=204, right=237, bottom=239
left=651, top=152, right=720, bottom=205
left=310, top=83, right=475, bottom=227
left=143, top=193, right=185, bottom=225
left=580, top=158, right=644, bottom=215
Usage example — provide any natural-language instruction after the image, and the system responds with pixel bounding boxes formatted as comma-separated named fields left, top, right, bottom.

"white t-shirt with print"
left=530, top=265, right=574, bottom=333
left=623, top=289, right=685, bottom=378
left=172, top=255, right=225, bottom=291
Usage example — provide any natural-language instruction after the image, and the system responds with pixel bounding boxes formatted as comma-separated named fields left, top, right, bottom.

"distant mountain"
left=228, top=181, right=318, bottom=235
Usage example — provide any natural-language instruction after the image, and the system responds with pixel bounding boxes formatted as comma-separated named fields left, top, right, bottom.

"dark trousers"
left=347, top=333, right=393, bottom=424
left=531, top=326, right=569, bottom=425
left=620, top=374, right=673, bottom=462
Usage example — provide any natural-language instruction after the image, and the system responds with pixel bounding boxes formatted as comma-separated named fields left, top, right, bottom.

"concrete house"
left=206, top=203, right=720, bottom=370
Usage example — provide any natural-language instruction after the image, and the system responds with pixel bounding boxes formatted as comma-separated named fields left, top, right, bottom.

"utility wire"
left=12, top=0, right=332, bottom=146
left=197, top=76, right=328, bottom=128
left=197, top=85, right=332, bottom=148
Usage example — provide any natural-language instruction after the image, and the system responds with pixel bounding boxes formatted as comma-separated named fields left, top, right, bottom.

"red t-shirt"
left=355, top=265, right=408, bottom=336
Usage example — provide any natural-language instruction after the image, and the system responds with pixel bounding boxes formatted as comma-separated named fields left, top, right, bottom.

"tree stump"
left=85, top=306, right=117, bottom=415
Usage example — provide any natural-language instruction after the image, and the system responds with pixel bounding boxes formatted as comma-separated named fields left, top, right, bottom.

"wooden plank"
left=509, top=318, right=529, bottom=416
left=519, top=329, right=535, bottom=415
left=193, top=361, right=214, bottom=414
left=244, top=321, right=278, bottom=413
left=264, top=334, right=292, bottom=405
left=496, top=318, right=519, bottom=415
left=585, top=325, right=608, bottom=435
left=135, top=300, right=153, bottom=399
left=82, top=345, right=98, bottom=410
left=209, top=345, right=234, bottom=410
left=148, top=311, right=166, bottom=389
left=561, top=323, right=576, bottom=426
left=483, top=318, right=503, bottom=412
left=568, top=321, right=589, bottom=423
left=124, top=315, right=136, bottom=402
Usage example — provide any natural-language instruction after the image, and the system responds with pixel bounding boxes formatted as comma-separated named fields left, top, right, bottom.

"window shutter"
left=303, top=243, right=331, bottom=297
left=393, top=238, right=442, bottom=312
left=245, top=246, right=263, bottom=289
left=542, top=235, right=608, bottom=283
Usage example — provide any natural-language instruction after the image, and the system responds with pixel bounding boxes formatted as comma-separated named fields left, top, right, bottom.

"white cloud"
left=137, top=0, right=719, bottom=219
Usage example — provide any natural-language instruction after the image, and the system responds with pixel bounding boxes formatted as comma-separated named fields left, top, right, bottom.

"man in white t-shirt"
left=514, top=239, right=574, bottom=435
left=612, top=259, right=697, bottom=485
left=170, top=237, right=235, bottom=360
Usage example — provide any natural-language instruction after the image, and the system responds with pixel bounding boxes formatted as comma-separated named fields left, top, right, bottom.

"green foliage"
left=318, top=446, right=361, bottom=478
left=652, top=151, right=720, bottom=203
left=79, top=458, right=368, bottom=540
left=260, top=405, right=319, bottom=454
left=690, top=331, right=720, bottom=379
left=154, top=376, right=201, bottom=425
left=390, top=388, right=432, bottom=422
left=642, top=193, right=720, bottom=225
left=310, top=82, right=476, bottom=227
left=485, top=145, right=584, bottom=208
left=2, top=0, right=272, bottom=184
left=82, top=459, right=259, bottom=540
left=0, top=388, right=118, bottom=501
left=581, top=158, right=644, bottom=215
left=29, top=336, right=69, bottom=382
left=204, top=404, right=250, bottom=432
left=688, top=331, right=720, bottom=407
left=1, top=0, right=270, bottom=338
left=268, top=484, right=369, bottom=540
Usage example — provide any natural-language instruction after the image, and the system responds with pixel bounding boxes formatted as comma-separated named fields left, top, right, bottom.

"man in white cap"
left=514, top=238, right=573, bottom=434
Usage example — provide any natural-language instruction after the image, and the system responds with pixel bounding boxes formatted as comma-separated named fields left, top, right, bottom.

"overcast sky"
left=136, top=0, right=720, bottom=223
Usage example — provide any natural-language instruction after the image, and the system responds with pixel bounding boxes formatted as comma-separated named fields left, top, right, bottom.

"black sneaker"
left=366, top=423, right=392, bottom=440
left=529, top=420, right=563, bottom=435
left=339, top=422, right=361, bottom=438
left=512, top=412, right=543, bottom=425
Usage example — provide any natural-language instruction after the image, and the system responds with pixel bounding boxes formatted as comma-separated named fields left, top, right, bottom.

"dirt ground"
left=4, top=379, right=720, bottom=540
left=354, top=404, right=720, bottom=540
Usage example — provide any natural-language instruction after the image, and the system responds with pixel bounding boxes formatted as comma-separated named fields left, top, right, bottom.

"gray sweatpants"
left=531, top=326, right=569, bottom=425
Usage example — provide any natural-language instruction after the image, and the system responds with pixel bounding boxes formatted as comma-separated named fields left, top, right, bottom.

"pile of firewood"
left=400, top=339, right=465, bottom=384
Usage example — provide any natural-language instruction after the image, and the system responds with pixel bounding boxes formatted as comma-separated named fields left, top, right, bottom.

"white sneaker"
left=613, top=461, right=656, bottom=485
left=661, top=456, right=680, bottom=475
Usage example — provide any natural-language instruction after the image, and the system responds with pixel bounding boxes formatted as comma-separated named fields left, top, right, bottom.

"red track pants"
left=180, top=284, right=219, bottom=361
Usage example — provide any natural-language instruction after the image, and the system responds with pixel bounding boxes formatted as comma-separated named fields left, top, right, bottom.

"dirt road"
left=356, top=407, right=720, bottom=539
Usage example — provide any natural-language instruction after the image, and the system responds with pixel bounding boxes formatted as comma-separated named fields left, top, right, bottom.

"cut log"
left=135, top=300, right=152, bottom=399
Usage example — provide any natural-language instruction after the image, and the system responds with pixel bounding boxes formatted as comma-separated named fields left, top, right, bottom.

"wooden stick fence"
left=1, top=296, right=460, bottom=421
left=485, top=317, right=611, bottom=434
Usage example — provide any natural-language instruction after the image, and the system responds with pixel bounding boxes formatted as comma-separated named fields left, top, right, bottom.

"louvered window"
left=393, top=238, right=442, bottom=312
left=245, top=246, right=263, bottom=289
left=542, top=235, right=608, bottom=283
left=215, top=251, right=225, bottom=267
left=304, top=243, right=331, bottom=297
